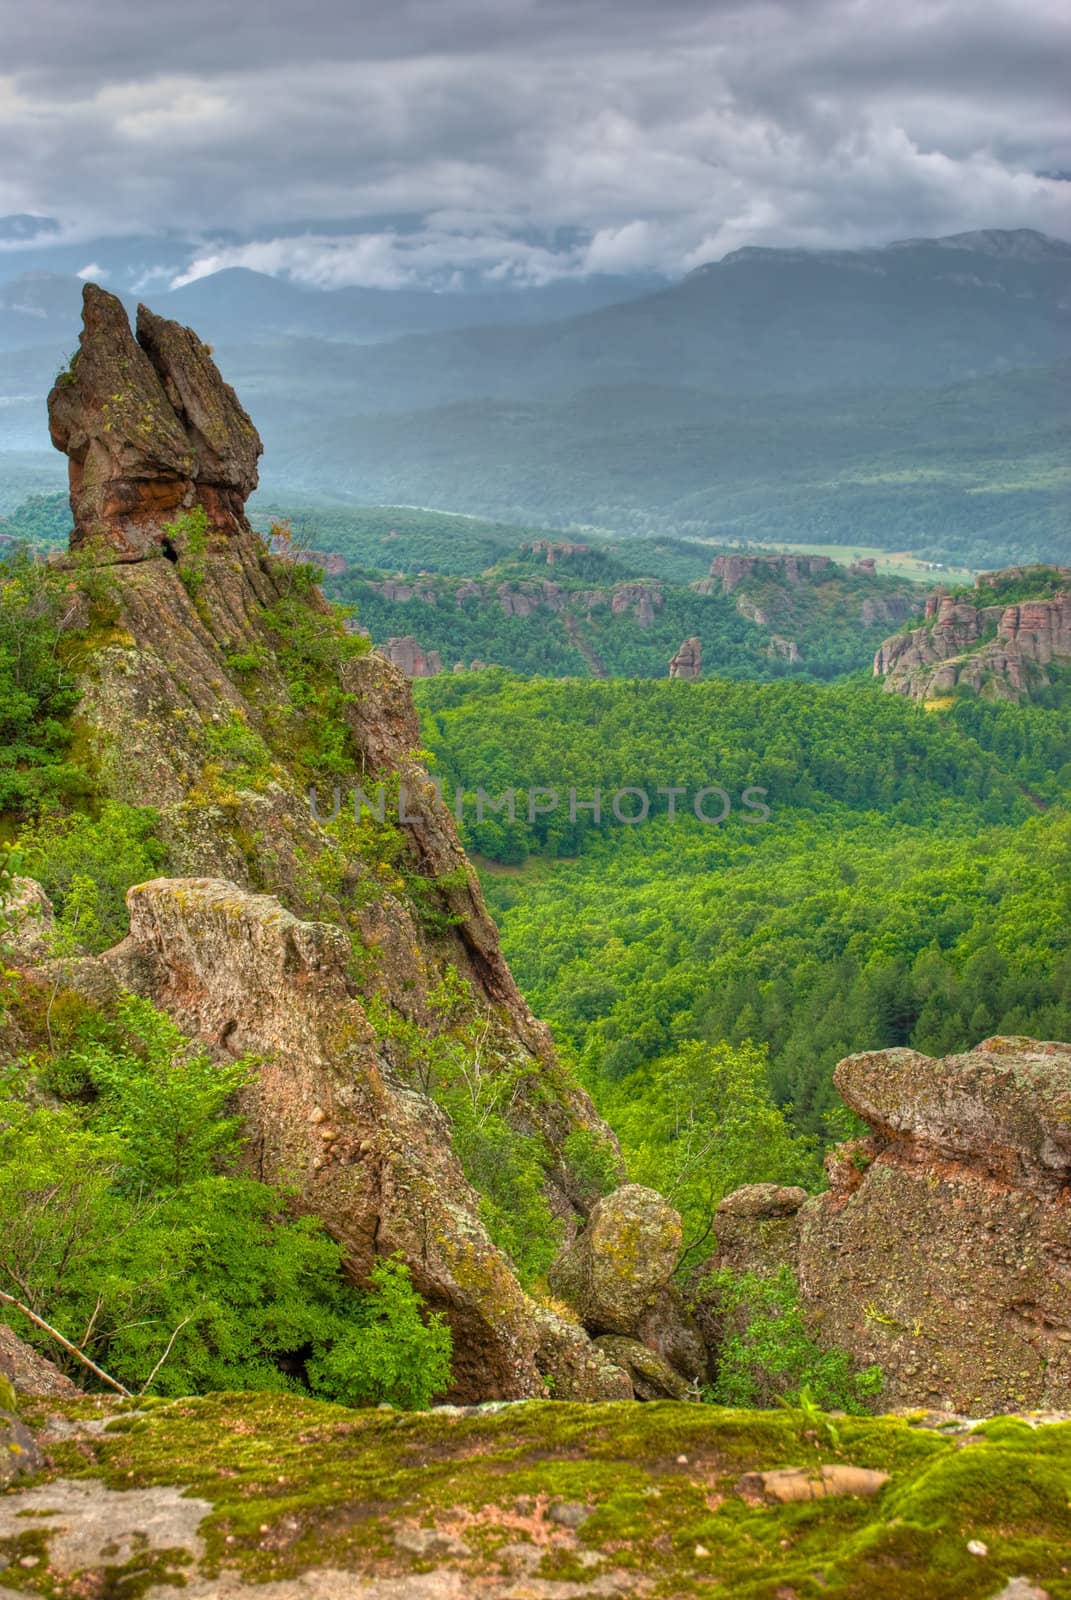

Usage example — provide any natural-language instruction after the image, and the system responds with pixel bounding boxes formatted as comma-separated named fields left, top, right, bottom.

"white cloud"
left=0, top=0, right=1066, bottom=285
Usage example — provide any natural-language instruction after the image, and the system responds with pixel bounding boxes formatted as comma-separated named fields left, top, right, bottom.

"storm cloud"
left=1, top=0, right=1068, bottom=286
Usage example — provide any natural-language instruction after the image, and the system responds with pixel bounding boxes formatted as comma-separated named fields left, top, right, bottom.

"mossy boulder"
left=548, top=1184, right=682, bottom=1337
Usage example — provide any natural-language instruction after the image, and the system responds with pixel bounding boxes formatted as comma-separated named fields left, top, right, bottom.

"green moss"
left=16, top=1392, right=1071, bottom=1596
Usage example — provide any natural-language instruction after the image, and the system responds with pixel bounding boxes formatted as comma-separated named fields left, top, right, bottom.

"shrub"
left=699, top=1265, right=883, bottom=1414
left=0, top=995, right=452, bottom=1406
left=17, top=802, right=167, bottom=952
left=306, top=1255, right=453, bottom=1410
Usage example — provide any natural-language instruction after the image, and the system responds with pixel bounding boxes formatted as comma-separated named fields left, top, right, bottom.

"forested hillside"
left=418, top=674, right=1071, bottom=1137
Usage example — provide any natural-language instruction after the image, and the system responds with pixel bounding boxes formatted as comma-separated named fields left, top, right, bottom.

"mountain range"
left=0, top=226, right=1067, bottom=568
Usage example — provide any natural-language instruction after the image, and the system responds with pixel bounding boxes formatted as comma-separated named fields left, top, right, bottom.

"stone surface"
left=47, top=283, right=261, bottom=556
left=708, top=553, right=833, bottom=593
left=704, top=1184, right=808, bottom=1277
left=2, top=1391, right=1068, bottom=1597
left=780, top=1038, right=1071, bottom=1412
left=1, top=876, right=55, bottom=962
left=0, top=1324, right=79, bottom=1398
left=383, top=636, right=444, bottom=677
left=875, top=570, right=1071, bottom=701
left=592, top=1335, right=692, bottom=1400
left=548, top=1185, right=683, bottom=1337
left=0, top=1406, right=41, bottom=1484
left=100, top=877, right=620, bottom=1404
left=0, top=1477, right=208, bottom=1574
left=668, top=637, right=701, bottom=679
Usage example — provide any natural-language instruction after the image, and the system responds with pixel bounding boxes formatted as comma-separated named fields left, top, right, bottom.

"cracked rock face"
left=47, top=283, right=262, bottom=557
left=711, top=1038, right=1071, bottom=1413
left=874, top=571, right=1071, bottom=702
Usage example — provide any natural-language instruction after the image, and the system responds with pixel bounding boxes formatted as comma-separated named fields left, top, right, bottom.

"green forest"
left=417, top=673, right=1071, bottom=1137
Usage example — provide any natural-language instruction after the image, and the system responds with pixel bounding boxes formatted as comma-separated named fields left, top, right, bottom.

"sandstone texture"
left=0, top=1326, right=79, bottom=1399
left=1, top=876, right=55, bottom=961
left=383, top=635, right=444, bottom=677
left=875, top=569, right=1071, bottom=701
left=712, top=1038, right=1071, bottom=1413
left=668, top=637, right=701, bottom=679
left=48, top=284, right=261, bottom=556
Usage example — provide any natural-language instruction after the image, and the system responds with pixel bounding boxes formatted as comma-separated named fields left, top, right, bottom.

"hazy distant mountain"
left=305, top=229, right=1071, bottom=411
left=1, top=229, right=1067, bottom=566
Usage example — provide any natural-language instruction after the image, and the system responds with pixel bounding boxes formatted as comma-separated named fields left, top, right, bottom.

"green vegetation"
left=0, top=991, right=452, bottom=1406
left=419, top=674, right=1071, bottom=1134
left=0, top=491, right=70, bottom=548
left=17, top=802, right=167, bottom=951
left=602, top=1041, right=818, bottom=1267
left=335, top=549, right=923, bottom=681
left=698, top=1266, right=884, bottom=1413
left=18, top=1390, right=1071, bottom=1597
left=0, top=551, right=82, bottom=812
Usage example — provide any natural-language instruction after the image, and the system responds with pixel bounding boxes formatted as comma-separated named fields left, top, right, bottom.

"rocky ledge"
left=0, top=1377, right=1068, bottom=1597
left=704, top=1037, right=1071, bottom=1414
left=874, top=569, right=1071, bottom=701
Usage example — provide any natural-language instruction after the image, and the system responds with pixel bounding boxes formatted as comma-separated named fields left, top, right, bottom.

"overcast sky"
left=1, top=0, right=1069, bottom=287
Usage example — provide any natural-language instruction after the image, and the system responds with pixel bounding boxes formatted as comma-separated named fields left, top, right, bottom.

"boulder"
left=707, top=1183, right=808, bottom=1277
left=1, top=877, right=55, bottom=962
left=548, top=1184, right=682, bottom=1336
left=593, top=1335, right=691, bottom=1401
left=795, top=1038, right=1071, bottom=1411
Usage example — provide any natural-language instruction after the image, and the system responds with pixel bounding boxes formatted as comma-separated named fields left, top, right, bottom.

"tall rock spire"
left=47, top=283, right=262, bottom=558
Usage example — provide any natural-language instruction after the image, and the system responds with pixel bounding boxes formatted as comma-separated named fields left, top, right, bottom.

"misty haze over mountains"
left=1, top=222, right=1068, bottom=569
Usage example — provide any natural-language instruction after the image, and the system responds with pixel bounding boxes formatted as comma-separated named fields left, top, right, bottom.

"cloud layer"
left=2, top=0, right=1069, bottom=287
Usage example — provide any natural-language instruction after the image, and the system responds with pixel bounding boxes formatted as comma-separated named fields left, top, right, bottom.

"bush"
left=306, top=1255, right=453, bottom=1410
left=0, top=995, right=452, bottom=1406
left=699, top=1265, right=882, bottom=1414
left=17, top=802, right=168, bottom=952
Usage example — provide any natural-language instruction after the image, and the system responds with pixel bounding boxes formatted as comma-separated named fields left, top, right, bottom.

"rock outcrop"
left=383, top=635, right=444, bottom=677
left=28, top=287, right=659, bottom=1403
left=669, top=637, right=702, bottom=678
left=875, top=569, right=1071, bottom=701
left=47, top=284, right=261, bottom=557
left=2, top=876, right=55, bottom=961
left=707, top=554, right=833, bottom=593
left=96, top=877, right=626, bottom=1402
left=708, top=1038, right=1071, bottom=1413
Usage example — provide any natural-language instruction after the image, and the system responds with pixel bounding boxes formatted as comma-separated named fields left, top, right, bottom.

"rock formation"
left=705, top=1037, right=1071, bottom=1412
left=48, top=284, right=261, bottom=558
left=669, top=637, right=702, bottom=678
left=707, top=553, right=833, bottom=593
left=383, top=635, right=443, bottom=677
left=875, top=569, right=1071, bottom=701
left=28, top=286, right=720, bottom=1404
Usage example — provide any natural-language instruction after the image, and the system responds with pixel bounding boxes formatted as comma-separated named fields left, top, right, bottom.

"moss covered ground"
left=4, top=1393, right=1070, bottom=1597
